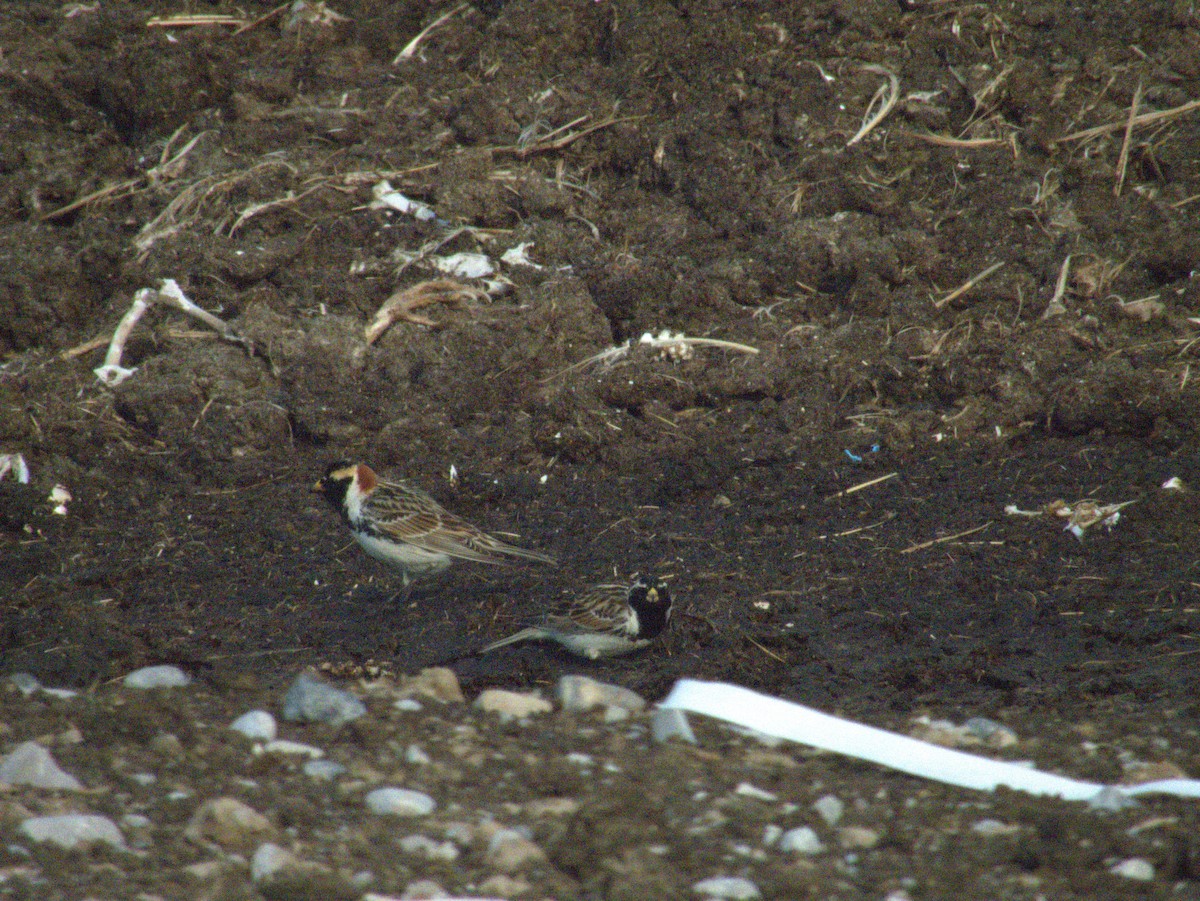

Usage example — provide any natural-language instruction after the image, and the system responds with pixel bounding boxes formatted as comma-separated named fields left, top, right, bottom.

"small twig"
left=365, top=279, right=489, bottom=342
left=1056, top=96, right=1200, bottom=145
left=846, top=65, right=900, bottom=147
left=1042, top=254, right=1071, bottom=319
left=901, top=132, right=1007, bottom=148
left=542, top=330, right=759, bottom=382
left=92, top=280, right=251, bottom=387
left=394, top=226, right=470, bottom=278
left=500, top=115, right=639, bottom=158
left=743, top=635, right=786, bottom=663
left=41, top=178, right=142, bottom=222
left=94, top=291, right=154, bottom=386
left=900, top=521, right=992, bottom=554
left=933, top=261, right=1005, bottom=309
left=393, top=3, right=468, bottom=64
left=146, top=14, right=245, bottom=28
left=233, top=2, right=289, bottom=35
left=60, top=336, right=109, bottom=360
left=824, top=472, right=898, bottom=500
left=1113, top=81, right=1143, bottom=197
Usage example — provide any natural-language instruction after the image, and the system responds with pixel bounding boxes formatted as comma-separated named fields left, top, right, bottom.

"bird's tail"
left=491, top=542, right=557, bottom=566
left=480, top=627, right=547, bottom=654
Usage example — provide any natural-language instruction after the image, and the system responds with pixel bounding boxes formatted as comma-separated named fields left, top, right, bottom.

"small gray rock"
left=474, top=689, right=552, bottom=718
left=557, top=675, right=647, bottom=713
left=812, top=794, right=844, bottom=827
left=20, top=814, right=125, bottom=850
left=963, top=716, right=1018, bottom=748
left=124, top=665, right=191, bottom=690
left=1110, top=857, right=1155, bottom=881
left=250, top=842, right=358, bottom=900
left=0, top=741, right=83, bottom=790
left=486, top=828, right=548, bottom=873
left=1089, top=785, right=1138, bottom=811
left=230, top=710, right=277, bottom=741
left=185, top=797, right=275, bottom=851
left=365, top=787, right=437, bottom=817
left=693, top=875, right=762, bottom=899
left=303, top=760, right=346, bottom=780
left=778, top=826, right=825, bottom=854
left=397, top=834, right=459, bottom=861
left=282, top=672, right=366, bottom=727
left=8, top=673, right=41, bottom=697
left=652, top=707, right=697, bottom=744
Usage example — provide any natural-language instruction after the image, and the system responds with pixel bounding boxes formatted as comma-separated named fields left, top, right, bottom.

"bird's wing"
left=370, top=479, right=555, bottom=565
left=545, top=585, right=635, bottom=636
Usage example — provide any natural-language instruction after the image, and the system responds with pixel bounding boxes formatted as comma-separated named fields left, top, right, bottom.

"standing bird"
left=314, top=461, right=556, bottom=586
left=481, top=575, right=672, bottom=659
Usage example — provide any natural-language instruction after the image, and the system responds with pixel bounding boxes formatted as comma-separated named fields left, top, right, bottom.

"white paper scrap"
left=659, top=680, right=1200, bottom=804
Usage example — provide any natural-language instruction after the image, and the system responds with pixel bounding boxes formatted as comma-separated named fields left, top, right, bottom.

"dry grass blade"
left=393, top=3, right=468, bottom=64
left=900, top=521, right=993, bottom=554
left=146, top=14, right=246, bottom=28
left=847, top=65, right=900, bottom=147
left=41, top=178, right=142, bottom=221
left=933, top=261, right=1005, bottom=309
left=824, top=472, right=899, bottom=500
left=1056, top=95, right=1200, bottom=145
left=1042, top=254, right=1071, bottom=318
left=1113, top=81, right=1143, bottom=197
left=499, top=115, right=640, bottom=158
left=901, top=132, right=1007, bottom=148
left=365, top=279, right=490, bottom=343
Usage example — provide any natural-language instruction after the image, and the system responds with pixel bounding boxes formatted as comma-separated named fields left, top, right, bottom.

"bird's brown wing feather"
left=368, top=479, right=555, bottom=565
left=545, top=585, right=634, bottom=636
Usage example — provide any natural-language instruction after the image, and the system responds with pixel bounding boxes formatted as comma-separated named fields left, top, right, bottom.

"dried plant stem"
left=393, top=3, right=468, bottom=63
left=1042, top=255, right=1071, bottom=319
left=1113, top=81, right=1143, bottom=197
left=933, top=261, right=1005, bottom=309
left=1056, top=95, right=1200, bottom=144
left=146, top=14, right=245, bottom=28
left=902, top=132, right=1006, bottom=148
left=847, top=65, right=900, bottom=147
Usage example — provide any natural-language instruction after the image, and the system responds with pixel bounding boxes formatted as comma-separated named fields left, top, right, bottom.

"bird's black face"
left=628, top=576, right=672, bottom=638
left=314, top=460, right=355, bottom=510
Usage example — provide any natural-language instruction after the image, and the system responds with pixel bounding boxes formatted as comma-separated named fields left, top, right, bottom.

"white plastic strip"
left=660, top=680, right=1200, bottom=803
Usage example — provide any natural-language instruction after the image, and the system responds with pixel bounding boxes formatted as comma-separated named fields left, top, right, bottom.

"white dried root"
left=545, top=329, right=759, bottom=381
left=364, top=279, right=491, bottom=343
left=94, top=279, right=251, bottom=387
left=1004, top=498, right=1136, bottom=540
left=0, top=453, right=30, bottom=484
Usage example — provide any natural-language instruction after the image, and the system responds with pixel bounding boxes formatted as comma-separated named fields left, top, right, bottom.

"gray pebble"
left=486, top=828, right=548, bottom=873
left=778, top=826, right=825, bottom=854
left=557, top=675, right=647, bottom=714
left=1089, top=785, right=1138, bottom=811
left=692, top=875, right=762, bottom=899
left=303, top=759, right=346, bottom=780
left=1110, top=857, right=1155, bottom=881
left=813, top=794, right=844, bottom=826
left=652, top=707, right=697, bottom=744
left=7, top=673, right=41, bottom=697
left=365, top=787, right=437, bottom=817
left=124, top=665, right=191, bottom=690
left=20, top=814, right=125, bottom=850
left=230, top=710, right=277, bottom=741
left=0, top=741, right=83, bottom=791
left=282, top=672, right=366, bottom=727
left=398, top=834, right=459, bottom=861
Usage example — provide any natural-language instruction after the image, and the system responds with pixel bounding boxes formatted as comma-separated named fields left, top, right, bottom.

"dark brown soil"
left=1, top=0, right=1199, bottom=895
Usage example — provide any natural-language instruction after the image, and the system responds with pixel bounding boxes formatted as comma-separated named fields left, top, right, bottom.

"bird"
left=480, top=575, right=672, bottom=659
left=314, top=461, right=556, bottom=586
